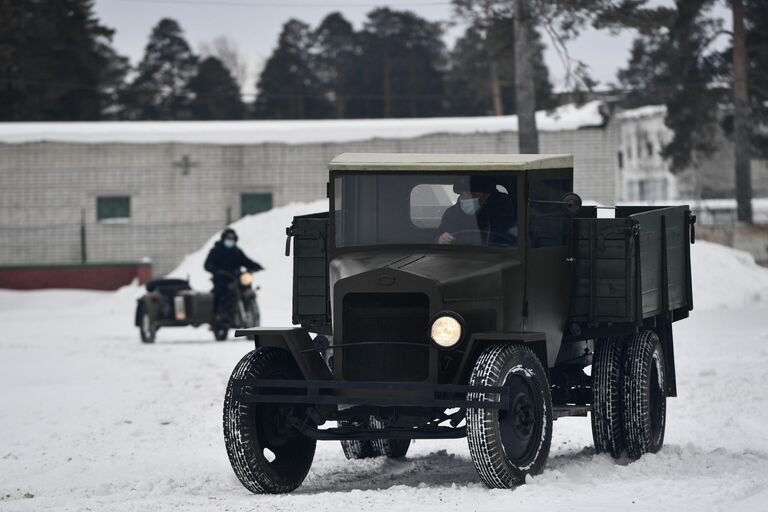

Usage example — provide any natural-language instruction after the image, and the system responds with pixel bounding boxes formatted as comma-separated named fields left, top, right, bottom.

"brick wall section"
left=0, top=262, right=152, bottom=290
left=0, top=123, right=619, bottom=274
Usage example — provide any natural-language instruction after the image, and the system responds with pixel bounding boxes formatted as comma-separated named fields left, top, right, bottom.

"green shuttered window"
left=97, top=196, right=131, bottom=222
left=241, top=193, right=273, bottom=217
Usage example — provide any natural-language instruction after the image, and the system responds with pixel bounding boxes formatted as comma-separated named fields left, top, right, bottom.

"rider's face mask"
left=223, top=239, right=236, bottom=249
left=460, top=197, right=481, bottom=215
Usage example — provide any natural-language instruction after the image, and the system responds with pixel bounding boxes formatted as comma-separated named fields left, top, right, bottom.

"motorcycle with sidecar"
left=135, top=270, right=260, bottom=343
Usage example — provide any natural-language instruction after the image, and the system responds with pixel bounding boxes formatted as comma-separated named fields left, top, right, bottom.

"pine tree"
left=314, top=12, right=358, bottom=118
left=121, top=18, right=198, bottom=120
left=199, top=36, right=247, bottom=90
left=0, top=0, right=127, bottom=120
left=445, top=17, right=553, bottom=116
left=350, top=8, right=446, bottom=118
left=617, top=36, right=671, bottom=109
left=617, top=1, right=723, bottom=172
left=188, top=57, right=245, bottom=120
left=253, top=19, right=331, bottom=119
left=744, top=0, right=768, bottom=158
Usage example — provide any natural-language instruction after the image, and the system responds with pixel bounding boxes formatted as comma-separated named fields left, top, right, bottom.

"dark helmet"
left=220, top=228, right=238, bottom=242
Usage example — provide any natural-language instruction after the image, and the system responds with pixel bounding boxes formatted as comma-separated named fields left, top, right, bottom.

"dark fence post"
left=80, top=209, right=87, bottom=263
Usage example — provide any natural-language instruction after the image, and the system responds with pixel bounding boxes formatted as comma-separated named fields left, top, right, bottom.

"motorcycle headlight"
left=239, top=273, right=253, bottom=286
left=430, top=313, right=463, bottom=348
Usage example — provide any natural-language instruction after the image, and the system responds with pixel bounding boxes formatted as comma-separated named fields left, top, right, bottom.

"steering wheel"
left=445, top=229, right=518, bottom=247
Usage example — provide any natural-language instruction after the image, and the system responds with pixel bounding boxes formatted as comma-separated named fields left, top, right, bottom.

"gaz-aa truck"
left=223, top=153, right=695, bottom=494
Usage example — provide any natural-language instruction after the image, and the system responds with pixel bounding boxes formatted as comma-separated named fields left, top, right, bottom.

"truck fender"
left=454, top=331, right=548, bottom=385
left=234, top=327, right=332, bottom=381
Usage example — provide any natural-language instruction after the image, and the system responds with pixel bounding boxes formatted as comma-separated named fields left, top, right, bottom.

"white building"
left=616, top=105, right=678, bottom=201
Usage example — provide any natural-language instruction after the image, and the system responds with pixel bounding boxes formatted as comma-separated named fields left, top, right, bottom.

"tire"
left=138, top=306, right=156, bottom=344
left=339, top=420, right=376, bottom=460
left=223, top=348, right=316, bottom=494
left=591, top=337, right=625, bottom=457
left=370, top=417, right=410, bottom=459
left=249, top=299, right=260, bottom=328
left=622, top=330, right=666, bottom=459
left=467, top=344, right=552, bottom=488
left=213, top=326, right=228, bottom=342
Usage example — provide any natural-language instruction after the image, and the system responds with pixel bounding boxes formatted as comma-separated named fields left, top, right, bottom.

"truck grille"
left=341, top=293, right=430, bottom=382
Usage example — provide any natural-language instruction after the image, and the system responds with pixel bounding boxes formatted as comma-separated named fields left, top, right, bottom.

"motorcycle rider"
left=204, top=228, right=263, bottom=323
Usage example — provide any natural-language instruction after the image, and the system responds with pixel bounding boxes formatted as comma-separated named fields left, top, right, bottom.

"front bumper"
left=232, top=379, right=510, bottom=410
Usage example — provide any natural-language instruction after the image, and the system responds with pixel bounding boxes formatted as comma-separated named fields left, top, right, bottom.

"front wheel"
left=213, top=325, right=228, bottom=342
left=467, top=344, right=552, bottom=488
left=138, top=306, right=156, bottom=343
left=223, top=348, right=316, bottom=494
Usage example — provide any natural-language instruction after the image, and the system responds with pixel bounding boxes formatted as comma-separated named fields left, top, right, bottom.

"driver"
left=437, top=176, right=517, bottom=247
left=204, top=228, right=263, bottom=322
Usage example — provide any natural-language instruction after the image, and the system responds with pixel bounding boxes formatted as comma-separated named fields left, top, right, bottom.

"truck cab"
left=224, top=153, right=695, bottom=494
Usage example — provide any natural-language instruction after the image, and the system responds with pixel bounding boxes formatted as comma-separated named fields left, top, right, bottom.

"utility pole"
left=732, top=0, right=753, bottom=223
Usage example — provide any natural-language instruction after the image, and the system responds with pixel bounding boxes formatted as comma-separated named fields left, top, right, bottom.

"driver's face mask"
left=223, top=239, right=236, bottom=249
left=460, top=197, right=481, bottom=215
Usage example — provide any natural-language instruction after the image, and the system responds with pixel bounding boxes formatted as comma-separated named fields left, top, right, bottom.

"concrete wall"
left=0, top=125, right=618, bottom=275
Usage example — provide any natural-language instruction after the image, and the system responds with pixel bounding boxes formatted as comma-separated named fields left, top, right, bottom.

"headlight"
left=430, top=314, right=463, bottom=348
left=239, top=272, right=253, bottom=286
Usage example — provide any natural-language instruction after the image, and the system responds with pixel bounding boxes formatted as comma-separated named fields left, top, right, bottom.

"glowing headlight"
left=430, top=315, right=463, bottom=348
left=239, top=272, right=253, bottom=286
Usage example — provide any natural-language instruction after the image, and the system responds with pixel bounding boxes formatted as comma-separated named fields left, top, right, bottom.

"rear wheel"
left=622, top=330, right=666, bottom=459
left=339, top=416, right=411, bottom=459
left=467, top=344, right=552, bottom=488
left=591, top=337, right=625, bottom=457
left=370, top=417, right=410, bottom=459
left=339, top=420, right=376, bottom=460
left=223, top=348, right=316, bottom=494
left=138, top=306, right=156, bottom=344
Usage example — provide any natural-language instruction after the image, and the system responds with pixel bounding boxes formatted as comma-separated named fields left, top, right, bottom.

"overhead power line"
left=113, top=0, right=451, bottom=8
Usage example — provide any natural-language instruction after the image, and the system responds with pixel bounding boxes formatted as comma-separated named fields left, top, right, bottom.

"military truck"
left=223, top=153, right=695, bottom=494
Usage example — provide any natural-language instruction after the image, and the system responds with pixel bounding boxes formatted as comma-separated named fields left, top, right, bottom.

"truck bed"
left=568, top=205, right=695, bottom=328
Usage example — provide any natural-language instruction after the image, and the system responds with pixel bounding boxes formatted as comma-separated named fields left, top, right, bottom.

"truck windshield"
left=333, top=173, right=519, bottom=249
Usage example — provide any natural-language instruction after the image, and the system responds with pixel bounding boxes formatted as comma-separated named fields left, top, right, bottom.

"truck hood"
left=329, top=249, right=520, bottom=303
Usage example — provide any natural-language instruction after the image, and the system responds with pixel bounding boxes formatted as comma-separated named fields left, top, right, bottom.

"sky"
left=93, top=0, right=731, bottom=98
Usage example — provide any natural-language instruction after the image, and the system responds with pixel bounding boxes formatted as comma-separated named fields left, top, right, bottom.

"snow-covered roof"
left=616, top=105, right=666, bottom=120
left=329, top=152, right=573, bottom=171
left=0, top=101, right=605, bottom=146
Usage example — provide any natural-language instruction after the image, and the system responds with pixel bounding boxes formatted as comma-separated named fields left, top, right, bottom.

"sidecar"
left=134, top=278, right=214, bottom=343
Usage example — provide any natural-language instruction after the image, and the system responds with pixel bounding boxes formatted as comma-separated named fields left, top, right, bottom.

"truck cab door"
left=524, top=170, right=574, bottom=367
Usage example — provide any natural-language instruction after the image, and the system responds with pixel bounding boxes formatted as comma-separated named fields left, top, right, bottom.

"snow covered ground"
left=2, top=202, right=768, bottom=511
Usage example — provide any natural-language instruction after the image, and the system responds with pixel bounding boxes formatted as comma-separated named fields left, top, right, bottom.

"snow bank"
left=0, top=102, right=605, bottom=145
left=691, top=240, right=768, bottom=310
left=164, top=201, right=768, bottom=321
left=616, top=104, right=666, bottom=120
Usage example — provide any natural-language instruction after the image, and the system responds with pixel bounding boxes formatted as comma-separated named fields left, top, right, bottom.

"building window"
left=97, top=196, right=130, bottom=222
left=241, top=193, right=273, bottom=217
left=617, top=151, right=624, bottom=169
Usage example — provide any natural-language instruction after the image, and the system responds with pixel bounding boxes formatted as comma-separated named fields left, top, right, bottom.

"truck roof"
left=328, top=153, right=574, bottom=172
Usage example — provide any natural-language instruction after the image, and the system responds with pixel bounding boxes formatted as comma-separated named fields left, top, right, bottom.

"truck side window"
left=528, top=178, right=571, bottom=248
